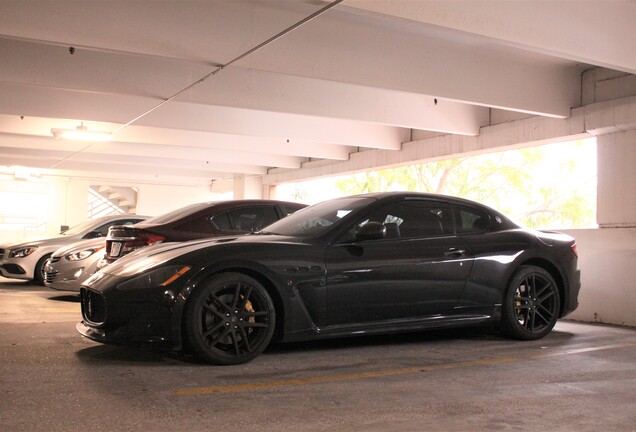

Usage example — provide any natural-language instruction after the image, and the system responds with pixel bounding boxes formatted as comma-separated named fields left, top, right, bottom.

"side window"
left=282, top=205, right=302, bottom=216
left=350, top=200, right=453, bottom=240
left=209, top=212, right=232, bottom=231
left=119, top=218, right=143, bottom=226
left=95, top=221, right=118, bottom=237
left=227, top=206, right=279, bottom=232
left=455, top=206, right=490, bottom=234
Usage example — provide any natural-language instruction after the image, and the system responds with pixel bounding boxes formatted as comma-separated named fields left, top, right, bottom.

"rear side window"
left=455, top=206, right=490, bottom=234
left=209, top=212, right=232, bottom=231
left=210, top=206, right=280, bottom=232
left=282, top=205, right=303, bottom=216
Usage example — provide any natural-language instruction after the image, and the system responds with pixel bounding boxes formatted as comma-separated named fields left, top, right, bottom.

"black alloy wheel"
left=500, top=265, right=560, bottom=340
left=184, top=272, right=276, bottom=365
left=34, top=254, right=52, bottom=286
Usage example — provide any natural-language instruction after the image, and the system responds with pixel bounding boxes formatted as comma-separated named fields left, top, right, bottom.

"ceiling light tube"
left=51, top=123, right=112, bottom=142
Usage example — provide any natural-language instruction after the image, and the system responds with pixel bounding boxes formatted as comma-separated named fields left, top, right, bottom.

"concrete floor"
left=0, top=279, right=635, bottom=432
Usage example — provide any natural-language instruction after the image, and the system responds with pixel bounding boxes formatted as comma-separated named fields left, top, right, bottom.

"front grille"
left=44, top=269, right=59, bottom=284
left=0, top=248, right=5, bottom=258
left=48, top=257, right=61, bottom=264
left=81, top=288, right=106, bottom=326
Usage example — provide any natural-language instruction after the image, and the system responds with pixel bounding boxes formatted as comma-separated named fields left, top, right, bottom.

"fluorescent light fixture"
left=51, top=122, right=112, bottom=142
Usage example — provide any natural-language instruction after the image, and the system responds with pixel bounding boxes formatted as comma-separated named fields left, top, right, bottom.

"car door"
left=324, top=198, right=474, bottom=326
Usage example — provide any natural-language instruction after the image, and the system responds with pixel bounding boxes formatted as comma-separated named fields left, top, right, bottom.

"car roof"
left=138, top=200, right=305, bottom=225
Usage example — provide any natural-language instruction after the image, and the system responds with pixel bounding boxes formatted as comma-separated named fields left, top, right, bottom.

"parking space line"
left=174, top=342, right=635, bottom=396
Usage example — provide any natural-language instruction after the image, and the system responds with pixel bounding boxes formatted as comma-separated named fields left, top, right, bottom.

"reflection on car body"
left=77, top=192, right=581, bottom=365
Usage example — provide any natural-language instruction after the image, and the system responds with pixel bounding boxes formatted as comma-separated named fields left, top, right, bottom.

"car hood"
left=50, top=238, right=106, bottom=258
left=100, top=234, right=306, bottom=278
left=0, top=234, right=75, bottom=250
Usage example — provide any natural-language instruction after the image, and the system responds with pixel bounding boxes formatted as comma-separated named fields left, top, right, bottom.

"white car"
left=0, top=215, right=146, bottom=284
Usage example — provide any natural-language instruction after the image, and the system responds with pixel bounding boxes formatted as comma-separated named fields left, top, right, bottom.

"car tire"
left=500, top=265, right=560, bottom=340
left=33, top=254, right=52, bottom=286
left=184, top=272, right=276, bottom=365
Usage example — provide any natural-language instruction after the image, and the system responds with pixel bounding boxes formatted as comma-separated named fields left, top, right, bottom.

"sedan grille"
left=44, top=269, right=58, bottom=284
left=81, top=289, right=106, bottom=326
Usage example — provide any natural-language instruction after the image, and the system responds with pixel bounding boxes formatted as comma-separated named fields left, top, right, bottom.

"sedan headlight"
left=66, top=246, right=105, bottom=261
left=117, top=265, right=191, bottom=291
left=9, top=247, right=37, bottom=258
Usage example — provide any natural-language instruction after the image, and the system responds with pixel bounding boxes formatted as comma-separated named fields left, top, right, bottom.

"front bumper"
left=0, top=262, right=29, bottom=280
left=44, top=259, right=84, bottom=292
left=78, top=287, right=176, bottom=348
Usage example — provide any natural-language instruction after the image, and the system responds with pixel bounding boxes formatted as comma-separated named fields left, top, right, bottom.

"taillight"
left=107, top=231, right=166, bottom=261
left=571, top=243, right=578, bottom=258
left=121, top=233, right=165, bottom=254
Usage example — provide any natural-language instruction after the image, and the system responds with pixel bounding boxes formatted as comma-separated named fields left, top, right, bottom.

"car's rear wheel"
left=34, top=254, right=52, bottom=286
left=184, top=272, right=275, bottom=365
left=500, top=265, right=560, bottom=340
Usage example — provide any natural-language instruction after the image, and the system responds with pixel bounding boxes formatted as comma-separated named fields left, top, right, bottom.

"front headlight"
left=66, top=246, right=105, bottom=261
left=117, top=265, right=191, bottom=291
left=9, top=247, right=37, bottom=258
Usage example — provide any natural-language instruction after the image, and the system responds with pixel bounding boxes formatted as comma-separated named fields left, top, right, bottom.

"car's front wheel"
left=34, top=254, right=52, bottom=286
left=184, top=272, right=276, bottom=365
left=500, top=265, right=560, bottom=340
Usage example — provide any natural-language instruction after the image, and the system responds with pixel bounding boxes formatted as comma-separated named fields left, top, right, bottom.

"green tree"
left=334, top=141, right=596, bottom=229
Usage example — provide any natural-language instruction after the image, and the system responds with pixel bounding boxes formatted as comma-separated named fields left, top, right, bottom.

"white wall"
left=562, top=228, right=636, bottom=327
left=0, top=174, right=226, bottom=243
left=135, top=184, right=224, bottom=217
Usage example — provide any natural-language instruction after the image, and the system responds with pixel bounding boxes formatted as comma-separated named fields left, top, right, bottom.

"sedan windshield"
left=61, top=219, right=103, bottom=236
left=261, top=197, right=375, bottom=238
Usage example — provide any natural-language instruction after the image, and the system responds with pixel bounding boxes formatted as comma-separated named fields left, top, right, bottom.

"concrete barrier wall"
left=561, top=228, right=636, bottom=327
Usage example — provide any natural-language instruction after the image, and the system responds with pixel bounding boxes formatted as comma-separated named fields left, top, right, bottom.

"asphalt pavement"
left=1, top=279, right=635, bottom=432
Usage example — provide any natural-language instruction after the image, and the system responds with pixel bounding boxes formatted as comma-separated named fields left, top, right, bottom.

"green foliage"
left=334, top=140, right=597, bottom=229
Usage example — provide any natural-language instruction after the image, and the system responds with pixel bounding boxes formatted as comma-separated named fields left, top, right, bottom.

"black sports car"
left=77, top=192, right=581, bottom=365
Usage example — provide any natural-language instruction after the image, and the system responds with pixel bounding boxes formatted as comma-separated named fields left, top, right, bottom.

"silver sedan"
left=0, top=214, right=146, bottom=285
left=44, top=238, right=106, bottom=292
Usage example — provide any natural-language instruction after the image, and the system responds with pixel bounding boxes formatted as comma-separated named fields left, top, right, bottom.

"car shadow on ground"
left=74, top=325, right=576, bottom=367
left=0, top=280, right=32, bottom=288
left=266, top=326, right=499, bottom=356
left=76, top=344, right=200, bottom=365
left=74, top=327, right=497, bottom=366
left=48, top=294, right=80, bottom=302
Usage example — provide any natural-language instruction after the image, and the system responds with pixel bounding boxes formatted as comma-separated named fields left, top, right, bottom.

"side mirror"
left=83, top=230, right=103, bottom=239
left=355, top=222, right=386, bottom=241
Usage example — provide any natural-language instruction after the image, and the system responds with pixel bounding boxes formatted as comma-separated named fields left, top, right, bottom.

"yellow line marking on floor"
left=174, top=342, right=635, bottom=396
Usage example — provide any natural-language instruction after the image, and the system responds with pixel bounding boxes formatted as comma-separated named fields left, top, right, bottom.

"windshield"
left=261, top=197, right=375, bottom=238
left=61, top=218, right=104, bottom=236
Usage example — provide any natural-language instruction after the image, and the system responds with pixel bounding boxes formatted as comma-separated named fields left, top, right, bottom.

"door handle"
left=444, top=248, right=465, bottom=257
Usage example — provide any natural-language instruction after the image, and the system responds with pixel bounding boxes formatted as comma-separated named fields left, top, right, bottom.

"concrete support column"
left=233, top=175, right=264, bottom=199
left=597, top=130, right=636, bottom=227
left=47, top=177, right=90, bottom=235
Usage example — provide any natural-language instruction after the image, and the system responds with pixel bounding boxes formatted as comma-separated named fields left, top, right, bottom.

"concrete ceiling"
left=0, top=0, right=634, bottom=186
